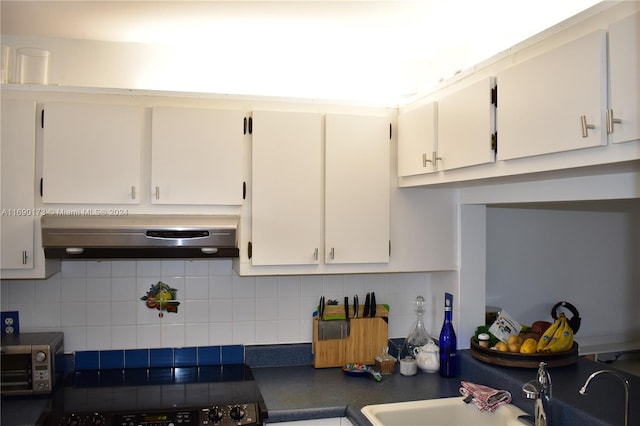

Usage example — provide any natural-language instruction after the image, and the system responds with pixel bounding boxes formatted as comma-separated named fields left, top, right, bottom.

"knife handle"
left=363, top=293, right=371, bottom=317
left=344, top=296, right=349, bottom=319
left=370, top=292, right=377, bottom=317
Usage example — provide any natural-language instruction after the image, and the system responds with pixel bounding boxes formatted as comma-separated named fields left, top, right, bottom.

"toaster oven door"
left=1, top=352, right=32, bottom=393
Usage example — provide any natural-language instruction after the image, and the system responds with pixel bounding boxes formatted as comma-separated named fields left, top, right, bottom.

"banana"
left=539, top=314, right=574, bottom=353
left=537, top=315, right=562, bottom=352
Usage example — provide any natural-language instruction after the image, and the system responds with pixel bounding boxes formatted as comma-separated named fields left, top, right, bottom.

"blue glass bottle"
left=439, top=292, right=458, bottom=377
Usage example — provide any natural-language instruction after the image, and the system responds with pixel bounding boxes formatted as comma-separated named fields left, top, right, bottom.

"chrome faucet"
left=579, top=370, right=630, bottom=426
left=522, top=361, right=552, bottom=426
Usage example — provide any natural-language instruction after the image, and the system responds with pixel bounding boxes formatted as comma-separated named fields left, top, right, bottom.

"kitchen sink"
left=361, top=396, right=529, bottom=426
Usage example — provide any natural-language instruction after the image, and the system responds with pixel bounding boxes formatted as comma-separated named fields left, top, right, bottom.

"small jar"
left=478, top=333, right=490, bottom=348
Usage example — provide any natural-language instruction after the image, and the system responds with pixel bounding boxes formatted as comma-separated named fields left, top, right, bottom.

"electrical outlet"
left=1, top=311, right=20, bottom=335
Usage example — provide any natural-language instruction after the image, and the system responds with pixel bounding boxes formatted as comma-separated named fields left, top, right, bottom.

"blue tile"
left=150, top=348, right=173, bottom=367
left=74, top=351, right=100, bottom=370
left=197, top=346, right=221, bottom=366
left=221, top=345, right=244, bottom=365
left=100, top=350, right=124, bottom=369
left=125, top=349, right=149, bottom=368
left=174, top=347, right=197, bottom=367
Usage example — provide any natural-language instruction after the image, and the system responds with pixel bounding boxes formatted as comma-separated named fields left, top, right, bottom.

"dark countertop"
left=251, top=350, right=639, bottom=425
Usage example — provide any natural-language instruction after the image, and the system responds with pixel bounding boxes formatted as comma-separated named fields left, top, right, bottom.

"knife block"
left=312, top=304, right=389, bottom=368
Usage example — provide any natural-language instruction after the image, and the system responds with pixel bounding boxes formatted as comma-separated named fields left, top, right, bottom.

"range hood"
left=41, top=214, right=239, bottom=259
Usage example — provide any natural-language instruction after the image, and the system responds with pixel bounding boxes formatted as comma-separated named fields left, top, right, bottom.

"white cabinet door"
left=325, top=114, right=390, bottom=264
left=397, top=102, right=437, bottom=177
left=1, top=100, right=35, bottom=269
left=437, top=77, right=496, bottom=170
left=151, top=107, right=244, bottom=205
left=497, top=30, right=607, bottom=160
left=251, top=111, right=323, bottom=266
left=608, top=12, right=640, bottom=144
left=42, top=102, right=143, bottom=204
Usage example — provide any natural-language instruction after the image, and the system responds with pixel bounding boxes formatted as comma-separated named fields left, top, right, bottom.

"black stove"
left=46, top=365, right=266, bottom=426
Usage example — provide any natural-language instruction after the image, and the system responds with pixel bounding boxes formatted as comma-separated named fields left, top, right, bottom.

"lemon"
left=520, top=338, right=538, bottom=354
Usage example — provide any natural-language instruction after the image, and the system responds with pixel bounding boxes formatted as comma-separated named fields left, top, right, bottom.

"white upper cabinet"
left=437, top=77, right=496, bottom=170
left=397, top=102, right=437, bottom=177
left=608, top=12, right=640, bottom=144
left=1, top=100, right=36, bottom=270
left=42, top=102, right=143, bottom=204
left=251, top=111, right=323, bottom=266
left=325, top=114, right=390, bottom=264
left=497, top=30, right=608, bottom=160
left=151, top=107, right=244, bottom=205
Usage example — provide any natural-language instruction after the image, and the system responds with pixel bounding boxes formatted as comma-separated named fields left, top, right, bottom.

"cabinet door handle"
left=422, top=153, right=432, bottom=167
left=606, top=109, right=622, bottom=134
left=131, top=186, right=136, bottom=200
left=313, top=248, right=319, bottom=261
left=155, top=186, right=160, bottom=200
left=329, top=247, right=335, bottom=260
left=432, top=152, right=442, bottom=164
left=22, top=250, right=28, bottom=265
left=580, top=115, right=595, bottom=138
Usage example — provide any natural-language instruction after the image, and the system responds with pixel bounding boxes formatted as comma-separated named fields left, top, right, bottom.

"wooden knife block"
left=312, top=304, right=389, bottom=368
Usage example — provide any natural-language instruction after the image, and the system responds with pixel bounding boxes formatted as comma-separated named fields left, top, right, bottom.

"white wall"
left=485, top=201, right=640, bottom=341
left=1, top=260, right=441, bottom=352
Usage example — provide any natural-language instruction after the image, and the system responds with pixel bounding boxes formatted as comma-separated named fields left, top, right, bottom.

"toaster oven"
left=1, top=332, right=64, bottom=395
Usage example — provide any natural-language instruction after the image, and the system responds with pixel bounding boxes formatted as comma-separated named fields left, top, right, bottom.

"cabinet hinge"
left=248, top=117, right=253, bottom=135
left=242, top=181, right=246, bottom=200
left=41, top=109, right=45, bottom=128
left=491, top=85, right=497, bottom=107
left=243, top=117, right=247, bottom=135
left=247, top=241, right=253, bottom=260
left=40, top=178, right=43, bottom=197
left=491, top=133, right=498, bottom=153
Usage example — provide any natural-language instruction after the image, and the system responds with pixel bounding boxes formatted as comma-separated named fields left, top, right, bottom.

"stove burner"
left=46, top=365, right=266, bottom=426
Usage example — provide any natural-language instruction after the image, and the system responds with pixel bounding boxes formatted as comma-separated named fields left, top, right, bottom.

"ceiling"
left=1, top=1, right=603, bottom=103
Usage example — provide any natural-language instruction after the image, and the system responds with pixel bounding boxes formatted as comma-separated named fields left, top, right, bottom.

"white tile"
left=61, top=261, right=86, bottom=278
left=185, top=260, right=209, bottom=276
left=343, top=275, right=365, bottom=296
left=254, top=320, right=278, bottom=344
left=323, top=275, right=344, bottom=298
left=35, top=278, right=61, bottom=303
left=233, top=321, right=255, bottom=344
left=34, top=303, right=61, bottom=328
left=112, top=261, right=137, bottom=277
left=157, top=302, right=184, bottom=325
left=10, top=304, right=34, bottom=329
left=86, top=261, right=112, bottom=277
left=87, top=326, right=112, bottom=350
left=365, top=274, right=389, bottom=294
left=1, top=282, right=9, bottom=309
left=255, top=298, right=278, bottom=321
left=209, top=259, right=232, bottom=276
left=61, top=303, right=86, bottom=327
left=278, top=297, right=300, bottom=320
left=62, top=326, right=87, bottom=351
left=301, top=275, right=324, bottom=297
left=184, top=277, right=208, bottom=300
left=278, top=319, right=301, bottom=343
left=161, top=260, right=185, bottom=277
left=300, top=319, right=313, bottom=342
left=278, top=276, right=301, bottom=297
left=233, top=298, right=255, bottom=322
left=112, top=277, right=137, bottom=301
left=111, top=325, right=137, bottom=349
left=209, top=322, right=233, bottom=345
left=86, top=278, right=112, bottom=301
left=232, top=276, right=255, bottom=298
left=185, top=323, right=209, bottom=347
left=137, top=260, right=161, bottom=277
left=209, top=300, right=232, bottom=323
left=137, top=301, right=164, bottom=325
left=86, top=302, right=111, bottom=326
left=300, top=296, right=320, bottom=320
left=185, top=300, right=209, bottom=323
left=161, top=323, right=186, bottom=348
left=137, top=324, right=161, bottom=348
left=255, top=276, right=278, bottom=298
left=61, top=278, right=87, bottom=302
left=8, top=280, right=35, bottom=303
left=209, top=276, right=233, bottom=299
left=111, top=302, right=136, bottom=326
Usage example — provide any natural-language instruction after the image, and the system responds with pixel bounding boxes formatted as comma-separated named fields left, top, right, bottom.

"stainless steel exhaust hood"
left=41, top=214, right=239, bottom=259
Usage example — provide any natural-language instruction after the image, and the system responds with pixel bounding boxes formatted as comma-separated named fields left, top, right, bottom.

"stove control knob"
left=229, top=405, right=246, bottom=421
left=208, top=406, right=225, bottom=422
left=35, top=351, right=47, bottom=362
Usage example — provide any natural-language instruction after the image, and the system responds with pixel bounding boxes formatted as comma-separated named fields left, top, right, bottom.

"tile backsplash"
left=1, top=259, right=434, bottom=352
